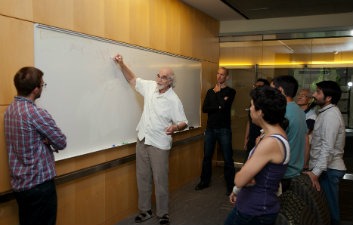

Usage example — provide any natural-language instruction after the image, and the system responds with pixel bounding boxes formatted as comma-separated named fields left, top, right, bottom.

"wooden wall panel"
left=0, top=200, right=18, bottom=225
left=55, top=145, right=136, bottom=176
left=56, top=181, right=76, bottom=225
left=0, top=16, right=34, bottom=105
left=75, top=174, right=106, bottom=225
left=169, top=140, right=204, bottom=191
left=179, top=6, right=193, bottom=59
left=0, top=0, right=219, bottom=62
left=165, top=1, right=181, bottom=54
left=149, top=0, right=167, bottom=51
left=104, top=161, right=138, bottom=224
left=104, top=1, right=131, bottom=43
left=0, top=0, right=33, bottom=20
left=0, top=106, right=11, bottom=191
left=129, top=0, right=150, bottom=47
left=73, top=0, right=106, bottom=37
left=32, top=0, right=74, bottom=30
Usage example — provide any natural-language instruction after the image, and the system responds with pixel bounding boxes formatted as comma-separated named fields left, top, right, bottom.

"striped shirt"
left=4, top=96, right=66, bottom=191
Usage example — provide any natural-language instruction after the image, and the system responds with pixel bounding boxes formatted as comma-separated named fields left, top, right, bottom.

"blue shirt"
left=284, top=102, right=307, bottom=178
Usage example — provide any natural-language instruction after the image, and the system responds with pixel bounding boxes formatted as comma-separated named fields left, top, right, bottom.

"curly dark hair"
left=250, top=86, right=287, bottom=127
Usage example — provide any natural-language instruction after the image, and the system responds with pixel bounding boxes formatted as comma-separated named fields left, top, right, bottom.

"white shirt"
left=305, top=108, right=317, bottom=121
left=309, top=104, right=346, bottom=176
left=135, top=78, right=188, bottom=150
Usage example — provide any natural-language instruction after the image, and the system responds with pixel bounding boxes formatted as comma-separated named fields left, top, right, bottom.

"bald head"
left=159, top=67, right=175, bottom=88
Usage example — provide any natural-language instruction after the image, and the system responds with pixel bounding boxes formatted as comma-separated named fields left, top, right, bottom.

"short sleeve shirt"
left=135, top=78, right=188, bottom=150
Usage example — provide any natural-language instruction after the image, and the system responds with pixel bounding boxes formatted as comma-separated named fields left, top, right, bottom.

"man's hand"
left=43, top=138, right=58, bottom=153
left=213, top=83, right=221, bottom=93
left=303, top=171, right=321, bottom=191
left=229, top=192, right=237, bottom=205
left=114, top=54, right=123, bottom=65
left=165, top=124, right=178, bottom=135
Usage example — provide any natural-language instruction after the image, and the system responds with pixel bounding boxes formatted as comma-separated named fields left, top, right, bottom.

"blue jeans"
left=319, top=168, right=346, bottom=225
left=224, top=207, right=277, bottom=225
left=200, top=128, right=235, bottom=191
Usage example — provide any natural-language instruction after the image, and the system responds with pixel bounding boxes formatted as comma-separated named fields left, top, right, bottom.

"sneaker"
left=195, top=182, right=209, bottom=191
left=135, top=210, right=153, bottom=223
left=159, top=214, right=170, bottom=225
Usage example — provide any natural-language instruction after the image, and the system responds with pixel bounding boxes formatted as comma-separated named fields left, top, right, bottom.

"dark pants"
left=200, top=128, right=235, bottom=192
left=280, top=178, right=292, bottom=193
left=14, top=179, right=57, bottom=225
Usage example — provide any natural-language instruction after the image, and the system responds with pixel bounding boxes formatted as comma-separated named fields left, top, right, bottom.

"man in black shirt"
left=195, top=67, right=236, bottom=195
left=243, top=78, right=270, bottom=161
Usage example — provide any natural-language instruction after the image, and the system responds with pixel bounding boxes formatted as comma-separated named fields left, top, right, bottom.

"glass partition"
left=220, top=35, right=353, bottom=128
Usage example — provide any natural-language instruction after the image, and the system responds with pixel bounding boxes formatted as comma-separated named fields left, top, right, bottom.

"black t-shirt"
left=202, top=86, right=236, bottom=129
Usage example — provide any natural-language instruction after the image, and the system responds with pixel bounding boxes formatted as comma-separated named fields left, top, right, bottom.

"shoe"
left=135, top=210, right=153, bottom=223
left=195, top=182, right=209, bottom=191
left=159, top=214, right=170, bottom=225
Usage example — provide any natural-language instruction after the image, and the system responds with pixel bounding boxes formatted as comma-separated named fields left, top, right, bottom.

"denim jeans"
left=200, top=128, right=235, bottom=191
left=224, top=207, right=277, bottom=225
left=319, top=168, right=346, bottom=225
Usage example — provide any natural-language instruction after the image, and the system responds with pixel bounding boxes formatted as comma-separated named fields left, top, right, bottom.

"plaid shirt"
left=4, top=96, right=66, bottom=191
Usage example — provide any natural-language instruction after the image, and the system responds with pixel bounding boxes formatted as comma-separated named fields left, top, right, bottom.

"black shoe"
left=159, top=214, right=170, bottom=225
left=195, top=182, right=209, bottom=191
left=135, top=210, right=153, bottom=223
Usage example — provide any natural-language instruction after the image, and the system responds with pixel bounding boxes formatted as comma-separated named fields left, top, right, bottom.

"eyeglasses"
left=156, top=74, right=170, bottom=81
left=296, top=94, right=309, bottom=98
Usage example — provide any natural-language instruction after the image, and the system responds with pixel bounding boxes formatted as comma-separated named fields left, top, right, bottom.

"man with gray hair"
left=114, top=54, right=188, bottom=225
left=296, top=88, right=317, bottom=169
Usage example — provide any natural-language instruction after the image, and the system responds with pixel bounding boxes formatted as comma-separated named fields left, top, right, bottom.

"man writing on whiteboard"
left=4, top=67, right=67, bottom=225
left=114, top=54, right=188, bottom=225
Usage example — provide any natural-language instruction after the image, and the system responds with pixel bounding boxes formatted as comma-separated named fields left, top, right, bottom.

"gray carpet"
left=115, top=165, right=353, bottom=225
left=115, top=166, right=232, bottom=225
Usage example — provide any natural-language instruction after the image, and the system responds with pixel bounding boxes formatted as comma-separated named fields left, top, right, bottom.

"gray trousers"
left=136, top=139, right=170, bottom=217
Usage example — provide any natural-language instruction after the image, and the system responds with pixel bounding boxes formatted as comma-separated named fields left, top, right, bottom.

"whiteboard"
left=34, top=24, right=201, bottom=161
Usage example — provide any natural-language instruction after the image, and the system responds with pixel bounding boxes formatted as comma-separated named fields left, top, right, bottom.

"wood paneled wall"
left=0, top=1, right=219, bottom=224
